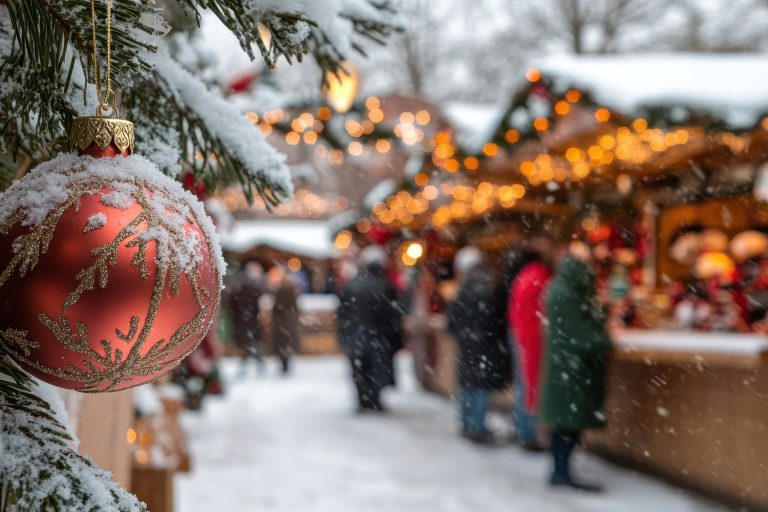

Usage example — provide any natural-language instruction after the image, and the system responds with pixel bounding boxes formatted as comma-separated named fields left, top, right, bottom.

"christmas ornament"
left=0, top=0, right=223, bottom=392
left=0, top=136, right=223, bottom=392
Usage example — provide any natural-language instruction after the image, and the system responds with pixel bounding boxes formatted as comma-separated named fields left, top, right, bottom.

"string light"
left=533, top=117, right=549, bottom=131
left=595, top=108, right=611, bottom=122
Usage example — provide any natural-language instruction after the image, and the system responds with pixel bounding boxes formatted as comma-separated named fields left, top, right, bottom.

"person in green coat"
left=540, top=254, right=612, bottom=491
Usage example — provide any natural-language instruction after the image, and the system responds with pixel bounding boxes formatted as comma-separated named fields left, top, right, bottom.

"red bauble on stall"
left=0, top=116, right=223, bottom=392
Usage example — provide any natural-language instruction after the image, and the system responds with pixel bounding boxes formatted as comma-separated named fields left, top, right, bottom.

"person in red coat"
left=508, top=240, right=554, bottom=450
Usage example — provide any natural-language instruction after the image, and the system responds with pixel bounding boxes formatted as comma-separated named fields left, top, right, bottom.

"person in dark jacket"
left=228, top=262, right=265, bottom=374
left=338, top=246, right=403, bottom=412
left=540, top=251, right=612, bottom=491
left=448, top=246, right=511, bottom=443
left=272, top=267, right=301, bottom=375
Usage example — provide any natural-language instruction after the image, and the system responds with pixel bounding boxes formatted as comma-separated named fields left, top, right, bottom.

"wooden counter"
left=591, top=330, right=768, bottom=511
left=407, top=321, right=768, bottom=510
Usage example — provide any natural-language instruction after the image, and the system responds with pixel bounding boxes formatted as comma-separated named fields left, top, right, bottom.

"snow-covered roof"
left=222, top=220, right=333, bottom=258
left=535, top=53, right=768, bottom=128
left=442, top=101, right=506, bottom=152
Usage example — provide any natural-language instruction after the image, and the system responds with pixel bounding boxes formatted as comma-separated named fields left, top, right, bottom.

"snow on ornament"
left=0, top=116, right=224, bottom=392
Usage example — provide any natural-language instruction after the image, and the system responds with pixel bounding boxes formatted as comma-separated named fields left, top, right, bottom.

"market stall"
left=220, top=219, right=341, bottom=355
left=381, top=54, right=768, bottom=509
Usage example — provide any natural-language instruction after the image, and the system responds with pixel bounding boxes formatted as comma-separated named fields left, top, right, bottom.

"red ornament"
left=0, top=117, right=222, bottom=392
left=367, top=222, right=395, bottom=245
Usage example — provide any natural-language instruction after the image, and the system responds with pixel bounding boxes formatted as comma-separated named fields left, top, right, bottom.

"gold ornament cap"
left=70, top=116, right=135, bottom=154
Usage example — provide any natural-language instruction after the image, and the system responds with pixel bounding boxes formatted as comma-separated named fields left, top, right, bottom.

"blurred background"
left=73, top=1, right=768, bottom=510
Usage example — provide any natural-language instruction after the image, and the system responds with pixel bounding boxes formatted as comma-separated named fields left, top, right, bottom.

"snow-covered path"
left=176, top=355, right=725, bottom=512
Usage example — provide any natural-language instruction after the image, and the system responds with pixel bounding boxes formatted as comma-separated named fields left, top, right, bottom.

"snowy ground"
left=176, top=355, right=727, bottom=512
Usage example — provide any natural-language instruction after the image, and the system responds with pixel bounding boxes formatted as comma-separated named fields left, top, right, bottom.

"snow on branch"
left=179, top=0, right=400, bottom=78
left=0, top=357, right=146, bottom=511
left=0, top=0, right=398, bottom=202
left=151, top=53, right=292, bottom=204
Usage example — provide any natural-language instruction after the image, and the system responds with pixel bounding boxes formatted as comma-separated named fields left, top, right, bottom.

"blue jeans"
left=510, top=331, right=538, bottom=444
left=459, top=388, right=490, bottom=435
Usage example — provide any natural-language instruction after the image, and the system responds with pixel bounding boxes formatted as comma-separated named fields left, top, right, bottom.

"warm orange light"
left=356, top=219, right=371, bottom=233
left=595, top=108, right=611, bottom=122
left=572, top=162, right=591, bottom=179
left=258, top=123, right=273, bottom=136
left=135, top=449, right=150, bottom=465
left=348, top=141, right=363, bottom=156
left=632, top=118, right=648, bottom=132
left=361, top=120, right=375, bottom=135
left=317, top=106, right=332, bottom=121
left=374, top=139, right=391, bottom=154
left=587, top=145, right=603, bottom=160
left=444, top=158, right=460, bottom=173
left=303, top=131, right=318, bottom=145
left=246, top=112, right=259, bottom=123
left=482, top=143, right=499, bottom=157
left=520, top=161, right=536, bottom=176
left=405, top=241, right=424, bottom=260
left=526, top=68, right=541, bottom=82
left=365, top=96, right=381, bottom=110
left=505, top=129, right=520, bottom=144
left=126, top=428, right=137, bottom=444
left=400, top=112, right=415, bottom=124
left=435, top=131, right=451, bottom=145
left=414, top=172, right=429, bottom=186
left=533, top=117, right=549, bottom=131
left=565, top=147, right=582, bottom=163
left=287, top=257, right=302, bottom=271
left=423, top=185, right=438, bottom=200
left=434, top=143, right=455, bottom=160
left=323, top=63, right=360, bottom=113
left=328, top=149, right=345, bottom=165
left=415, top=110, right=431, bottom=125
left=291, top=119, right=305, bottom=132
left=598, top=134, right=615, bottom=150
left=565, top=89, right=581, bottom=103
left=345, top=120, right=362, bottom=137
left=335, top=230, right=353, bottom=250
left=554, top=101, right=570, bottom=116
left=368, top=108, right=384, bottom=123
left=464, top=156, right=479, bottom=171
left=285, top=131, right=300, bottom=145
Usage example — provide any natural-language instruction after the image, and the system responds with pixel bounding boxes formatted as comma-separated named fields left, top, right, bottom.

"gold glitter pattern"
left=69, top=117, right=135, bottom=154
left=0, top=164, right=221, bottom=392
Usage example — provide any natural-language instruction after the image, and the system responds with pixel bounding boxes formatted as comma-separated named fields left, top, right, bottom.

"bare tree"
left=671, top=0, right=768, bottom=52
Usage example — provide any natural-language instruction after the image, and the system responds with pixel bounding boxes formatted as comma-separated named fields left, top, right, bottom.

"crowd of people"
left=229, top=262, right=302, bottom=375
left=447, top=239, right=611, bottom=491
left=331, top=237, right=612, bottom=492
left=200, top=234, right=613, bottom=492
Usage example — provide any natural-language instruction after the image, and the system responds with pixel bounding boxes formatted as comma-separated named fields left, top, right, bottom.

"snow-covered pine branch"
left=0, top=357, right=146, bottom=511
left=0, top=0, right=399, bottom=201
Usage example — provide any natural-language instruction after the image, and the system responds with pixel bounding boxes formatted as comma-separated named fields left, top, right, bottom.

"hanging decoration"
left=0, top=0, right=223, bottom=392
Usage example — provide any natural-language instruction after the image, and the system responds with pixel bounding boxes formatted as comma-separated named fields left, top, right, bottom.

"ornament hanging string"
left=90, top=0, right=117, bottom=117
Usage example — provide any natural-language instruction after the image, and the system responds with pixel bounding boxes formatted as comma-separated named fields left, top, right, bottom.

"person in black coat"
left=448, top=246, right=511, bottom=443
left=338, top=246, right=403, bottom=412
left=228, top=262, right=265, bottom=374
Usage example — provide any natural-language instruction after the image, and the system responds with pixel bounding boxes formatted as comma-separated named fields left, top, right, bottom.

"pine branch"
left=6, top=0, right=158, bottom=90
left=178, top=0, right=400, bottom=81
left=124, top=54, right=292, bottom=206
left=0, top=356, right=146, bottom=511
left=0, top=0, right=399, bottom=201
